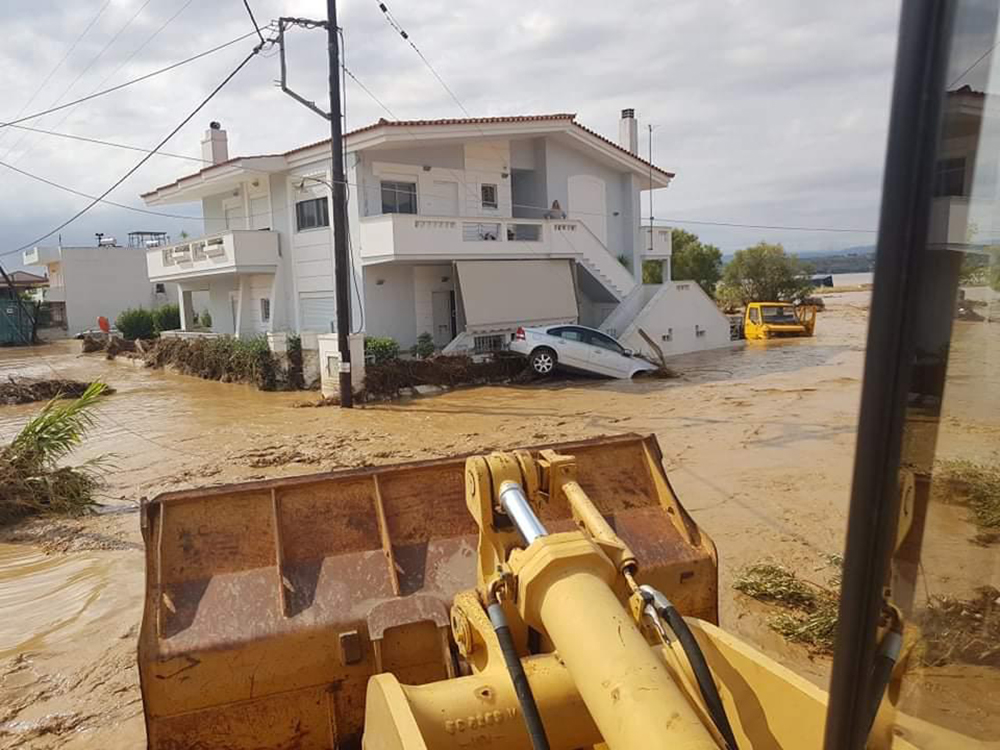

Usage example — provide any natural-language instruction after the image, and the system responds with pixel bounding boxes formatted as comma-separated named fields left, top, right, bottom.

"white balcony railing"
left=641, top=225, right=672, bottom=258
left=359, top=213, right=637, bottom=299
left=358, top=214, right=594, bottom=263
left=146, top=230, right=279, bottom=282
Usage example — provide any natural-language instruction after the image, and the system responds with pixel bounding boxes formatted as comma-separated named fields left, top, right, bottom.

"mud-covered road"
left=1, top=290, right=997, bottom=748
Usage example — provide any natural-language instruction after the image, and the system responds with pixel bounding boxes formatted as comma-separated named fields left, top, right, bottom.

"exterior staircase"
left=549, top=221, right=637, bottom=301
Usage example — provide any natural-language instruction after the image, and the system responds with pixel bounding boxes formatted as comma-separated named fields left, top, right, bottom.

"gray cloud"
left=1, top=0, right=916, bottom=269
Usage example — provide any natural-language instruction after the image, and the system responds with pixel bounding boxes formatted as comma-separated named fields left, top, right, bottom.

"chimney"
left=201, top=121, right=229, bottom=165
left=619, top=108, right=638, bottom=155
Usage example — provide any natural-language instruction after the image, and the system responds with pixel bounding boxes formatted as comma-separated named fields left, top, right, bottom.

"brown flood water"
left=0, top=290, right=997, bottom=748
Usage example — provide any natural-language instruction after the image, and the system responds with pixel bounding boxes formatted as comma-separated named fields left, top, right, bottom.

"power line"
left=948, top=41, right=1000, bottom=89
left=1, top=40, right=270, bottom=260
left=343, top=66, right=398, bottom=120
left=0, top=0, right=113, bottom=150
left=242, top=0, right=266, bottom=45
left=375, top=1, right=469, bottom=117
left=646, top=216, right=876, bottom=234
left=0, top=159, right=204, bottom=221
left=4, top=0, right=157, bottom=164
left=0, top=30, right=262, bottom=133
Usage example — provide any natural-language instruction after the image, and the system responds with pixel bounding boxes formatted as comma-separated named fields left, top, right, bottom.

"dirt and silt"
left=0, top=290, right=997, bottom=748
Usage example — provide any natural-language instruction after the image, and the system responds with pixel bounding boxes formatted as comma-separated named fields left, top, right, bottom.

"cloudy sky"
left=0, top=0, right=963, bottom=270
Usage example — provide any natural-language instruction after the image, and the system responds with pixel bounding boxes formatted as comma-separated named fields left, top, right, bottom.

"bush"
left=414, top=332, right=435, bottom=359
left=365, top=336, right=400, bottom=364
left=200, top=309, right=212, bottom=328
left=286, top=334, right=305, bottom=390
left=116, top=307, right=155, bottom=340
left=152, top=303, right=180, bottom=333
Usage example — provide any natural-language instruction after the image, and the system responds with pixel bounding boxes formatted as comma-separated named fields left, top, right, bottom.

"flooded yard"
left=0, top=289, right=997, bottom=747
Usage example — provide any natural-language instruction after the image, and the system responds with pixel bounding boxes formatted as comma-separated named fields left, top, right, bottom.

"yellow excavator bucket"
left=137, top=433, right=718, bottom=749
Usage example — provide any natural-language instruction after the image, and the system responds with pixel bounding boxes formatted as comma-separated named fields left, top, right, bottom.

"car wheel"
left=529, top=347, right=557, bottom=376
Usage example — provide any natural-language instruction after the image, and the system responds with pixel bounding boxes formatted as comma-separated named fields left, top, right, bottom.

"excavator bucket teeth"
left=137, top=433, right=718, bottom=749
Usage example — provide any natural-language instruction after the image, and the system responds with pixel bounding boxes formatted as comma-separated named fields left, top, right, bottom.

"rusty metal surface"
left=138, top=433, right=718, bottom=749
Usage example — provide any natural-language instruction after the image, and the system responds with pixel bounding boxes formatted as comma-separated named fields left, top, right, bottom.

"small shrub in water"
left=152, top=304, right=181, bottom=333
left=414, top=332, right=435, bottom=359
left=366, top=336, right=400, bottom=364
left=116, top=307, right=155, bottom=340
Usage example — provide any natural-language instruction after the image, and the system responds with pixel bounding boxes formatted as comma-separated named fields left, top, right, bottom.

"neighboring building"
left=140, top=110, right=731, bottom=364
left=22, top=234, right=177, bottom=336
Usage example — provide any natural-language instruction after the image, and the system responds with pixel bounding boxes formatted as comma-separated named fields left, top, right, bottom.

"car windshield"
left=760, top=306, right=799, bottom=324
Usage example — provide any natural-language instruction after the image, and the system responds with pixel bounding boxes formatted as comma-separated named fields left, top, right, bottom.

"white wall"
left=544, top=139, right=633, bottom=267
left=247, top=273, right=274, bottom=334
left=618, top=281, right=732, bottom=358
left=363, top=264, right=416, bottom=345
left=57, top=246, right=177, bottom=335
left=413, top=264, right=455, bottom=343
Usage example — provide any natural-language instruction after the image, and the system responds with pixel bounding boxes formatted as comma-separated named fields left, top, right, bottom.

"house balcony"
left=146, top=230, right=279, bottom=283
left=358, top=213, right=638, bottom=300
left=641, top=225, right=672, bottom=259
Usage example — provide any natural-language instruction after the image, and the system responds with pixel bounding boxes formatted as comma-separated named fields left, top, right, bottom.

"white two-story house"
left=141, top=109, right=730, bottom=361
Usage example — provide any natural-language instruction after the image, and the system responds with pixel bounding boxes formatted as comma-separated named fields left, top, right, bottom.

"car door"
left=546, top=326, right=591, bottom=371
left=583, top=329, right=629, bottom=377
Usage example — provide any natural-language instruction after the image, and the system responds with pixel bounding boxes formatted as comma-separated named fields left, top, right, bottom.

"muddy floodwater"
left=1, top=290, right=997, bottom=748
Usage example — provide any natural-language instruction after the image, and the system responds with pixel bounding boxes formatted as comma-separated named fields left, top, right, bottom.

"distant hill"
left=804, top=249, right=876, bottom=274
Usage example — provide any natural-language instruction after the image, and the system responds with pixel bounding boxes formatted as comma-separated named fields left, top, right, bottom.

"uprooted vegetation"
left=0, top=382, right=108, bottom=526
left=936, top=460, right=1000, bottom=540
left=0, top=378, right=113, bottom=406
left=85, top=334, right=283, bottom=391
left=363, top=353, right=529, bottom=399
left=918, top=586, right=1000, bottom=667
left=142, top=336, right=279, bottom=390
left=733, top=560, right=841, bottom=653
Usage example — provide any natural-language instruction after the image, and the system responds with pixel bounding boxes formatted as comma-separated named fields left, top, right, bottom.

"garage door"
left=299, top=294, right=336, bottom=333
left=456, top=260, right=578, bottom=333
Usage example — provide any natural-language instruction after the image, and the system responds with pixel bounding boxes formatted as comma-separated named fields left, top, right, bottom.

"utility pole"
left=648, top=124, right=654, bottom=258
left=327, top=0, right=353, bottom=407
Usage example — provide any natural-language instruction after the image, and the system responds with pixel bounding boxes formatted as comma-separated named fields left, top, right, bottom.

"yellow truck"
left=742, top=301, right=817, bottom=340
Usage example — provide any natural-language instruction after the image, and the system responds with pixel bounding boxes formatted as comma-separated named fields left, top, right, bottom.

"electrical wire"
left=0, top=30, right=262, bottom=133
left=0, top=159, right=203, bottom=221
left=0, top=0, right=113, bottom=150
left=4, top=0, right=157, bottom=165
left=1, top=39, right=271, bottom=260
left=242, top=0, right=266, bottom=45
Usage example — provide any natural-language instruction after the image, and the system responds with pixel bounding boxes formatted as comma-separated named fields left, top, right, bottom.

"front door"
left=431, top=290, right=455, bottom=346
left=567, top=175, right=608, bottom=246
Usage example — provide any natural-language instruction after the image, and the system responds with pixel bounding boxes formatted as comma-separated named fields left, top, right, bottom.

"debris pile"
left=0, top=378, right=112, bottom=406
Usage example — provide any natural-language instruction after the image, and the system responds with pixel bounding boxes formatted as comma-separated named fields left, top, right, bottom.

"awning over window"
left=456, top=260, right=578, bottom=333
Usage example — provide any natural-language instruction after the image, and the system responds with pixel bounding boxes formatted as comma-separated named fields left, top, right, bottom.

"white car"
left=509, top=325, right=659, bottom=379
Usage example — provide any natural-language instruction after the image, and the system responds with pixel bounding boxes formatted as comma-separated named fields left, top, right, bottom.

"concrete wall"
left=361, top=263, right=453, bottom=350
left=413, top=264, right=455, bottom=343
left=363, top=264, right=416, bottom=346
left=618, top=281, right=732, bottom=358
left=544, top=139, right=633, bottom=265
left=55, top=246, right=177, bottom=335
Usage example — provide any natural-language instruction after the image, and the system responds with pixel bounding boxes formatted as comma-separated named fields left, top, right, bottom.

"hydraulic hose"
left=488, top=601, right=551, bottom=750
left=641, top=586, right=740, bottom=750
left=864, top=624, right=903, bottom=737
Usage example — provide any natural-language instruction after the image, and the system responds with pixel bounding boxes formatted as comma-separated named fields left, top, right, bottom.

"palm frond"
left=8, top=382, right=107, bottom=465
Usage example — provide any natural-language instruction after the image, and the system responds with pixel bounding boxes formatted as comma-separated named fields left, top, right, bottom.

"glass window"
left=381, top=181, right=417, bottom=214
left=295, top=197, right=329, bottom=231
left=748, top=308, right=761, bottom=324
left=585, top=330, right=625, bottom=353
left=548, top=326, right=583, bottom=342
left=260, top=298, right=270, bottom=323
left=933, top=156, right=966, bottom=197
left=481, top=183, right=498, bottom=209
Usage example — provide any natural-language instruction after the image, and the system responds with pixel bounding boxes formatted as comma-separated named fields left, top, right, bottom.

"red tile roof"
left=142, top=113, right=673, bottom=197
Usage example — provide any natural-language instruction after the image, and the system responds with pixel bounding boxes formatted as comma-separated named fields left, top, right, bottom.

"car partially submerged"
left=509, top=324, right=659, bottom=379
